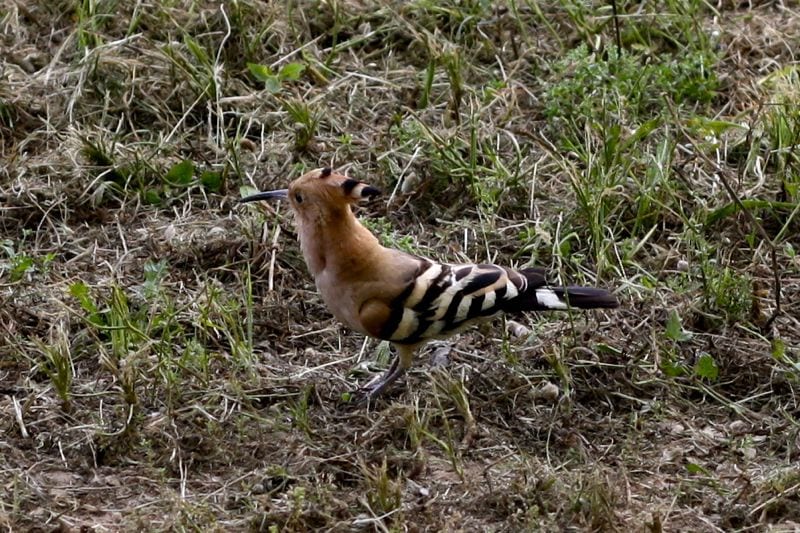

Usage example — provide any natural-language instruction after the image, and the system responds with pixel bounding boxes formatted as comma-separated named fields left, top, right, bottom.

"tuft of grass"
left=704, top=266, right=753, bottom=325
left=759, top=67, right=800, bottom=201
left=283, top=99, right=321, bottom=151
left=544, top=45, right=718, bottom=133
left=34, top=325, right=74, bottom=412
left=288, top=385, right=314, bottom=436
left=80, top=134, right=226, bottom=205
left=75, top=0, right=113, bottom=51
left=571, top=471, right=620, bottom=531
left=442, top=47, right=465, bottom=124
left=106, top=286, right=141, bottom=408
left=1, top=239, right=55, bottom=283
left=360, top=456, right=403, bottom=518
left=392, top=113, right=523, bottom=214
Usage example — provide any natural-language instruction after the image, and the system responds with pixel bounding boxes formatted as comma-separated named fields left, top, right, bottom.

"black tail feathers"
left=549, top=286, right=619, bottom=309
left=507, top=268, right=619, bottom=312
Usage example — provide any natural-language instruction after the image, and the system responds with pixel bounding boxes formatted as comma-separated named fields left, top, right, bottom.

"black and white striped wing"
left=379, top=262, right=540, bottom=344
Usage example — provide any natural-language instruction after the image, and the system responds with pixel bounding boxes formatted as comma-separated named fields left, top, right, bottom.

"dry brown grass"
left=2, top=0, right=800, bottom=531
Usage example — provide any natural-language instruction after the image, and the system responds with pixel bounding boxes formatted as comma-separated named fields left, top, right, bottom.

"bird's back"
left=359, top=259, right=617, bottom=345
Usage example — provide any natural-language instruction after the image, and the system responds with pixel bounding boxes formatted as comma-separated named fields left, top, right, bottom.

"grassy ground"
left=2, top=0, right=800, bottom=530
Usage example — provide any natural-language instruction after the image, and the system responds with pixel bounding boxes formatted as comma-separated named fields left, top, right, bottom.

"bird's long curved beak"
left=238, top=189, right=289, bottom=203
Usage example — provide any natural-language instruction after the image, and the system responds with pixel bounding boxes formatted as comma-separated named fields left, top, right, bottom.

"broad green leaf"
left=143, top=259, right=169, bottom=299
left=665, top=309, right=692, bottom=342
left=248, top=63, right=283, bottom=92
left=559, top=239, right=571, bottom=257
left=687, top=117, right=744, bottom=136
left=248, top=62, right=272, bottom=81
left=142, top=188, right=162, bottom=205
left=264, top=76, right=282, bottom=94
left=10, top=255, right=33, bottom=282
left=661, top=358, right=686, bottom=378
left=165, top=160, right=194, bottom=185
left=694, top=353, right=719, bottom=381
left=69, top=281, right=103, bottom=326
left=686, top=462, right=709, bottom=475
left=771, top=338, right=786, bottom=361
left=144, top=259, right=168, bottom=284
left=69, top=282, right=96, bottom=313
left=200, top=170, right=222, bottom=192
left=279, top=62, right=305, bottom=81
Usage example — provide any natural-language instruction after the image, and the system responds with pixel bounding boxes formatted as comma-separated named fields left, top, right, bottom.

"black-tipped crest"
left=341, top=178, right=381, bottom=201
left=342, top=178, right=360, bottom=195
left=361, top=185, right=381, bottom=198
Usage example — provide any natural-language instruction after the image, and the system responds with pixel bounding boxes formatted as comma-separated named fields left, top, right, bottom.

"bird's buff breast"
left=313, top=271, right=371, bottom=336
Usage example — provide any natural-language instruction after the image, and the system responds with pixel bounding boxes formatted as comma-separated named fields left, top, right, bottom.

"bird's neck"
left=297, top=205, right=380, bottom=278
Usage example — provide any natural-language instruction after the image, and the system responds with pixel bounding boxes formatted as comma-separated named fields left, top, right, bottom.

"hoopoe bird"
left=240, top=168, right=619, bottom=400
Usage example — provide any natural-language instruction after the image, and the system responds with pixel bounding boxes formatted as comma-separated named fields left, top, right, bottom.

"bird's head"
left=239, top=168, right=381, bottom=223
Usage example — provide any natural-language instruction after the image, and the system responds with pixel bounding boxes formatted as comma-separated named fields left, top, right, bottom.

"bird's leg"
left=359, top=344, right=415, bottom=400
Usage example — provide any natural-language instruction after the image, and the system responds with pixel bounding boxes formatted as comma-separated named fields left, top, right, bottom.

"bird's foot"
left=352, top=359, right=406, bottom=404
left=354, top=378, right=395, bottom=404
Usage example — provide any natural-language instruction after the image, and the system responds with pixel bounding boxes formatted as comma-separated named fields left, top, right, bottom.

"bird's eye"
left=294, top=193, right=303, bottom=203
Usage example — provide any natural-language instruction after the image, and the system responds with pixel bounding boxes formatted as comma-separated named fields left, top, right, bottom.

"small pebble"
left=400, top=172, right=420, bottom=194
left=729, top=420, right=748, bottom=435
left=535, top=382, right=559, bottom=401
left=507, top=320, right=530, bottom=338
left=164, top=224, right=176, bottom=243
left=430, top=345, right=451, bottom=367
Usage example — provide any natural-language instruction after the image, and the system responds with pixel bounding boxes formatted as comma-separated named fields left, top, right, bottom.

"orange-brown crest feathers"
left=286, top=168, right=380, bottom=211
left=239, top=168, right=381, bottom=223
